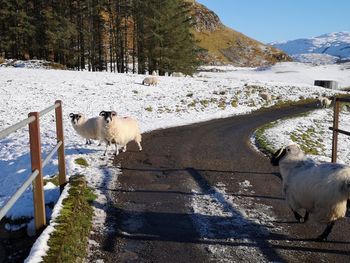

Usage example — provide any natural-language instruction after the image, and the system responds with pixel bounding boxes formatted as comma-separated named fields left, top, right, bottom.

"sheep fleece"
left=283, top=163, right=350, bottom=223
left=102, top=117, right=141, bottom=146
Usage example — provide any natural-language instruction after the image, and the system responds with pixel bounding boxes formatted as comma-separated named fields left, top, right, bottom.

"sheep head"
left=99, top=110, right=117, bottom=124
left=271, top=145, right=304, bottom=166
left=69, top=113, right=85, bottom=125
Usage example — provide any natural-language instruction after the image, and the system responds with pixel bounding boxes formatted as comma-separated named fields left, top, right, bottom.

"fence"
left=330, top=97, right=350, bottom=163
left=0, top=100, right=66, bottom=232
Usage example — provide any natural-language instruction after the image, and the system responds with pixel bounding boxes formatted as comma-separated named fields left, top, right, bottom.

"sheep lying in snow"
left=171, top=72, right=184, bottom=77
left=69, top=113, right=103, bottom=145
left=99, top=111, right=142, bottom=156
left=142, top=76, right=158, bottom=86
left=317, top=96, right=332, bottom=108
left=271, top=144, right=350, bottom=241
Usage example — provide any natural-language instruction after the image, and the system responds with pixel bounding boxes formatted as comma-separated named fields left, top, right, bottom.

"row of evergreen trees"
left=0, top=0, right=199, bottom=75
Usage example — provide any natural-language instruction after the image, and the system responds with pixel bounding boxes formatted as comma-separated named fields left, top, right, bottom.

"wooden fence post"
left=331, top=98, right=340, bottom=163
left=55, top=100, right=67, bottom=191
left=28, top=112, right=46, bottom=230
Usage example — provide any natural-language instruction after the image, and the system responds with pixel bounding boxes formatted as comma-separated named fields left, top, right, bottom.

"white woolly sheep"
left=99, top=111, right=142, bottom=156
left=317, top=96, right=332, bottom=108
left=171, top=72, right=184, bottom=77
left=69, top=113, right=104, bottom=145
left=142, top=76, right=158, bottom=86
left=259, top=92, right=272, bottom=102
left=271, top=144, right=350, bottom=241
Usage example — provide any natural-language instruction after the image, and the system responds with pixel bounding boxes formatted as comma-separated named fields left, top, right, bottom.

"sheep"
left=171, top=72, right=184, bottom=77
left=317, top=96, right=332, bottom=108
left=69, top=113, right=104, bottom=145
left=142, top=76, right=158, bottom=86
left=99, top=111, right=142, bottom=156
left=271, top=144, right=350, bottom=241
left=259, top=92, right=272, bottom=102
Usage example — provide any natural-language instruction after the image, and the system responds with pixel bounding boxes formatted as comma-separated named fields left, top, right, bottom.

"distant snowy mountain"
left=270, top=32, right=350, bottom=64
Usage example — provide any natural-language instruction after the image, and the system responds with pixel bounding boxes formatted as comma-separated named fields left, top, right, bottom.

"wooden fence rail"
left=329, top=97, right=350, bottom=163
left=0, top=100, right=66, bottom=232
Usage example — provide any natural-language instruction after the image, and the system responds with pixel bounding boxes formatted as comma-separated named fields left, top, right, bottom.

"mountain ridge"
left=187, top=1, right=292, bottom=66
left=270, top=31, right=350, bottom=64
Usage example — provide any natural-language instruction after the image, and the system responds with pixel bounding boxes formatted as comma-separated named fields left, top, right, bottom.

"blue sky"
left=197, top=0, right=350, bottom=43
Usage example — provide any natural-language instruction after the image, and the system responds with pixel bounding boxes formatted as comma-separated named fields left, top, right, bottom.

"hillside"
left=271, top=31, right=350, bottom=64
left=188, top=0, right=292, bottom=66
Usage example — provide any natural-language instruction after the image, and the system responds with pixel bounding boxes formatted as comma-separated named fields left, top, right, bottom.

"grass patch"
left=145, top=106, right=153, bottom=112
left=42, top=175, right=96, bottom=263
left=231, top=99, right=238, bottom=108
left=254, top=122, right=277, bottom=156
left=44, top=175, right=59, bottom=186
left=290, top=127, right=324, bottom=155
left=257, top=98, right=318, bottom=112
left=74, top=158, right=89, bottom=167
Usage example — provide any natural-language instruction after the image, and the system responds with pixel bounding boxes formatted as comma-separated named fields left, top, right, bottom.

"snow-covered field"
left=255, top=107, right=350, bottom=164
left=1, top=62, right=350, bottom=261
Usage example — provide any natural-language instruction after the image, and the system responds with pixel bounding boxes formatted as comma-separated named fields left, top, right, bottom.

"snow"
left=255, top=107, right=350, bottom=164
left=270, top=31, right=350, bottom=64
left=191, top=180, right=280, bottom=262
left=0, top=61, right=349, bottom=260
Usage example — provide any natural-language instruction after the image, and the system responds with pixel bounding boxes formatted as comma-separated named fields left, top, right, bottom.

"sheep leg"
left=103, top=141, right=110, bottom=156
left=137, top=142, right=142, bottom=151
left=291, top=209, right=303, bottom=222
left=303, top=211, right=309, bottom=223
left=86, top=139, right=91, bottom=145
left=316, top=221, right=335, bottom=241
left=114, top=144, right=119, bottom=156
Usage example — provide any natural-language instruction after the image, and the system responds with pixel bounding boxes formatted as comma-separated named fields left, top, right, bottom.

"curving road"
left=89, top=102, right=350, bottom=263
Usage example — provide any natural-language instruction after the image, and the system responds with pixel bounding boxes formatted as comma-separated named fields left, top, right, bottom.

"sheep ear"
left=69, top=113, right=74, bottom=118
left=111, top=111, right=117, bottom=116
left=99, top=111, right=105, bottom=117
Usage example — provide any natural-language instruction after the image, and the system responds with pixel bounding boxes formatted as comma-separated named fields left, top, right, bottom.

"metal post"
left=55, top=100, right=67, bottom=191
left=28, top=112, right=46, bottom=230
left=331, top=98, right=340, bottom=163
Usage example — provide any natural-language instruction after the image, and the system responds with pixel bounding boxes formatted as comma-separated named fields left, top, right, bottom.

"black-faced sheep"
left=69, top=113, right=103, bottom=145
left=99, top=111, right=142, bottom=156
left=271, top=144, right=350, bottom=241
left=142, top=76, right=158, bottom=86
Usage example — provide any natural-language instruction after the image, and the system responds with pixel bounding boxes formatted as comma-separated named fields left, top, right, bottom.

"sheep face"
left=271, top=147, right=287, bottom=166
left=271, top=145, right=303, bottom=166
left=69, top=113, right=85, bottom=125
left=99, top=110, right=117, bottom=124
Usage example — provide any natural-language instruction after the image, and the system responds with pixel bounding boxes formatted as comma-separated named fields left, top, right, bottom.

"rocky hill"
left=270, top=32, right=350, bottom=64
left=187, top=0, right=292, bottom=66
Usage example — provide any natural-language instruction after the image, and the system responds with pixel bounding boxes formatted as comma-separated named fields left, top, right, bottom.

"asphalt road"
left=89, top=102, right=350, bottom=263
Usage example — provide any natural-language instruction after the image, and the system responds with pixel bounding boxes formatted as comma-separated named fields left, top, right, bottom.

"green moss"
left=74, top=158, right=89, bottom=167
left=43, top=175, right=96, bottom=263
